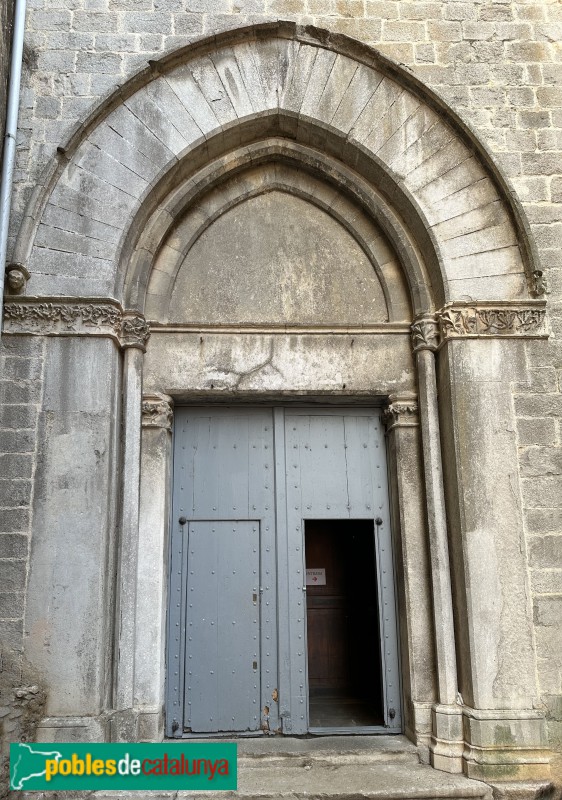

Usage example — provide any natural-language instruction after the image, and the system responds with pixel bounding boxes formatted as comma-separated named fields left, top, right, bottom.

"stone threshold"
left=22, top=737, right=555, bottom=800
left=88, top=736, right=492, bottom=800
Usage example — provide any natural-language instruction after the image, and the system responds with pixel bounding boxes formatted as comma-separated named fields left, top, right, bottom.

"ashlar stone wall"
left=1, top=0, right=561, bottom=775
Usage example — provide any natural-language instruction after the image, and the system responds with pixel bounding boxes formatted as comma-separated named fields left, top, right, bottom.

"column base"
left=430, top=703, right=464, bottom=773
left=36, top=715, right=109, bottom=742
left=110, top=708, right=164, bottom=742
left=487, top=781, right=557, bottom=800
left=34, top=709, right=164, bottom=743
left=462, top=707, right=551, bottom=782
left=405, top=701, right=433, bottom=764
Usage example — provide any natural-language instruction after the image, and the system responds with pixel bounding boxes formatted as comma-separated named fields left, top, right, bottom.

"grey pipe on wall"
left=0, top=0, right=27, bottom=337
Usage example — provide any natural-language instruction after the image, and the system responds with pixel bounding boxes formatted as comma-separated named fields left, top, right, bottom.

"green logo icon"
left=10, top=742, right=237, bottom=791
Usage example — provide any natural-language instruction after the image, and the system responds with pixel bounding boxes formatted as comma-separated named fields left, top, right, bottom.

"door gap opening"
left=305, top=520, right=383, bottom=729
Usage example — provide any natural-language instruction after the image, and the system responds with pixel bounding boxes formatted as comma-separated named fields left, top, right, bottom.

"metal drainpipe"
left=0, top=0, right=27, bottom=337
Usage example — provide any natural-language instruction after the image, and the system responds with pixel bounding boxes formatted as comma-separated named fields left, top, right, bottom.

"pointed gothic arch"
left=6, top=22, right=552, bottom=784
left=13, top=21, right=538, bottom=309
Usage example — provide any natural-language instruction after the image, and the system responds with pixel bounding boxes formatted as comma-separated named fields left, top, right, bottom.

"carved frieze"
left=437, top=304, right=547, bottom=342
left=4, top=300, right=121, bottom=333
left=3, top=298, right=546, bottom=354
left=142, top=394, right=174, bottom=431
left=2, top=298, right=150, bottom=350
left=409, top=303, right=548, bottom=352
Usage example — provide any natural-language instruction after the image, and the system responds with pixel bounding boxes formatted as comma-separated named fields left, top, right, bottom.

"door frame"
left=165, top=403, right=402, bottom=737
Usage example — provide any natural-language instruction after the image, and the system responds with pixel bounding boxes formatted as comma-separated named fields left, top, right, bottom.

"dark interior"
left=305, top=520, right=384, bottom=728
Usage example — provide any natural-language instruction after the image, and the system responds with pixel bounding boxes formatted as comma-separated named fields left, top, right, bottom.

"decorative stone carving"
left=382, top=396, right=419, bottom=432
left=411, top=316, right=439, bottom=353
left=142, top=394, right=174, bottom=431
left=438, top=304, right=547, bottom=341
left=408, top=303, right=548, bottom=353
left=531, top=269, right=548, bottom=297
left=5, top=263, right=30, bottom=295
left=4, top=299, right=121, bottom=336
left=121, top=314, right=151, bottom=351
left=2, top=298, right=150, bottom=351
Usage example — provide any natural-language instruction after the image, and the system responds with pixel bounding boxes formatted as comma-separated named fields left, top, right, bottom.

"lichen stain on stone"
left=494, top=724, right=517, bottom=746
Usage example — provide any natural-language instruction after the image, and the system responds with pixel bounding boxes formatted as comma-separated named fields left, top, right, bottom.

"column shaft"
left=113, top=345, right=144, bottom=732
left=416, top=348, right=458, bottom=707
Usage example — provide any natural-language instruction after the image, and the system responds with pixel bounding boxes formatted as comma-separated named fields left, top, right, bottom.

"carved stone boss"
left=3, top=298, right=150, bottom=351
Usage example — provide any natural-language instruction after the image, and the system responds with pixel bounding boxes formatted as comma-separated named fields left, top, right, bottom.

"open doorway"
left=167, top=407, right=402, bottom=737
left=305, top=520, right=384, bottom=729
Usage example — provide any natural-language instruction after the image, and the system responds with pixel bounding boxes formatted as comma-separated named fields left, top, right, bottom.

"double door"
left=166, top=407, right=401, bottom=736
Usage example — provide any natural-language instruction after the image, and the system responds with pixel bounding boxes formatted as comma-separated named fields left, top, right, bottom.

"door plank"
left=185, top=521, right=260, bottom=732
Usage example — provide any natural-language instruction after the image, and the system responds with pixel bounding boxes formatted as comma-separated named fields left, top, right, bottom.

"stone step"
left=205, top=759, right=492, bottom=800
left=234, top=734, right=421, bottom=765
left=92, top=736, right=492, bottom=800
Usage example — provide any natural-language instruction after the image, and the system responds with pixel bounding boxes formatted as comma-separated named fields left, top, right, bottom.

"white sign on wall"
left=306, top=568, right=326, bottom=586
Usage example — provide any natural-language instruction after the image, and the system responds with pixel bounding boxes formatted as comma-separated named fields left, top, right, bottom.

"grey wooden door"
left=185, top=521, right=260, bottom=732
left=283, top=409, right=401, bottom=734
left=167, top=406, right=401, bottom=737
left=167, top=408, right=277, bottom=736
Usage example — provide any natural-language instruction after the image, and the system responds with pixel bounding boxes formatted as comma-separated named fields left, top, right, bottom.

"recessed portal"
left=305, top=520, right=384, bottom=729
left=167, top=407, right=402, bottom=737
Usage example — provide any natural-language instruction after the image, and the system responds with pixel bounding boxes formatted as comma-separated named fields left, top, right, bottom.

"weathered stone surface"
left=517, top=418, right=557, bottom=446
left=529, top=536, right=562, bottom=570
left=167, top=192, right=389, bottom=325
left=144, top=332, right=414, bottom=396
left=0, top=535, right=28, bottom=560
left=23, top=337, right=121, bottom=717
left=1, top=6, right=561, bottom=787
left=530, top=569, right=562, bottom=595
left=0, top=508, right=30, bottom=533
left=439, top=339, right=537, bottom=710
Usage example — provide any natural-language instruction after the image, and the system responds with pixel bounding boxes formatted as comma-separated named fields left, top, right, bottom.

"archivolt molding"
left=143, top=154, right=413, bottom=324
left=13, top=23, right=539, bottom=307
left=2, top=297, right=150, bottom=351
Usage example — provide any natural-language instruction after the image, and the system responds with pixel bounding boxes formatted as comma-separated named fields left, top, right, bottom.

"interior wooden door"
left=305, top=519, right=385, bottom=729
left=305, top=522, right=350, bottom=691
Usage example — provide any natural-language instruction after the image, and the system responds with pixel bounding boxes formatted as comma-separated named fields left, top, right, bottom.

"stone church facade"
left=0, top=0, right=561, bottom=794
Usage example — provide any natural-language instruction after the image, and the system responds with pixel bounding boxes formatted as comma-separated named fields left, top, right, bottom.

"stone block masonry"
left=1, top=0, right=561, bottom=784
left=0, top=336, right=45, bottom=670
left=0, top=336, right=46, bottom=796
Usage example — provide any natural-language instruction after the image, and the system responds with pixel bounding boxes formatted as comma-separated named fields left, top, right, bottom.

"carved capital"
left=142, top=394, right=173, bottom=431
left=120, top=313, right=150, bottom=351
left=411, top=316, right=439, bottom=353
left=382, top=395, right=419, bottom=432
